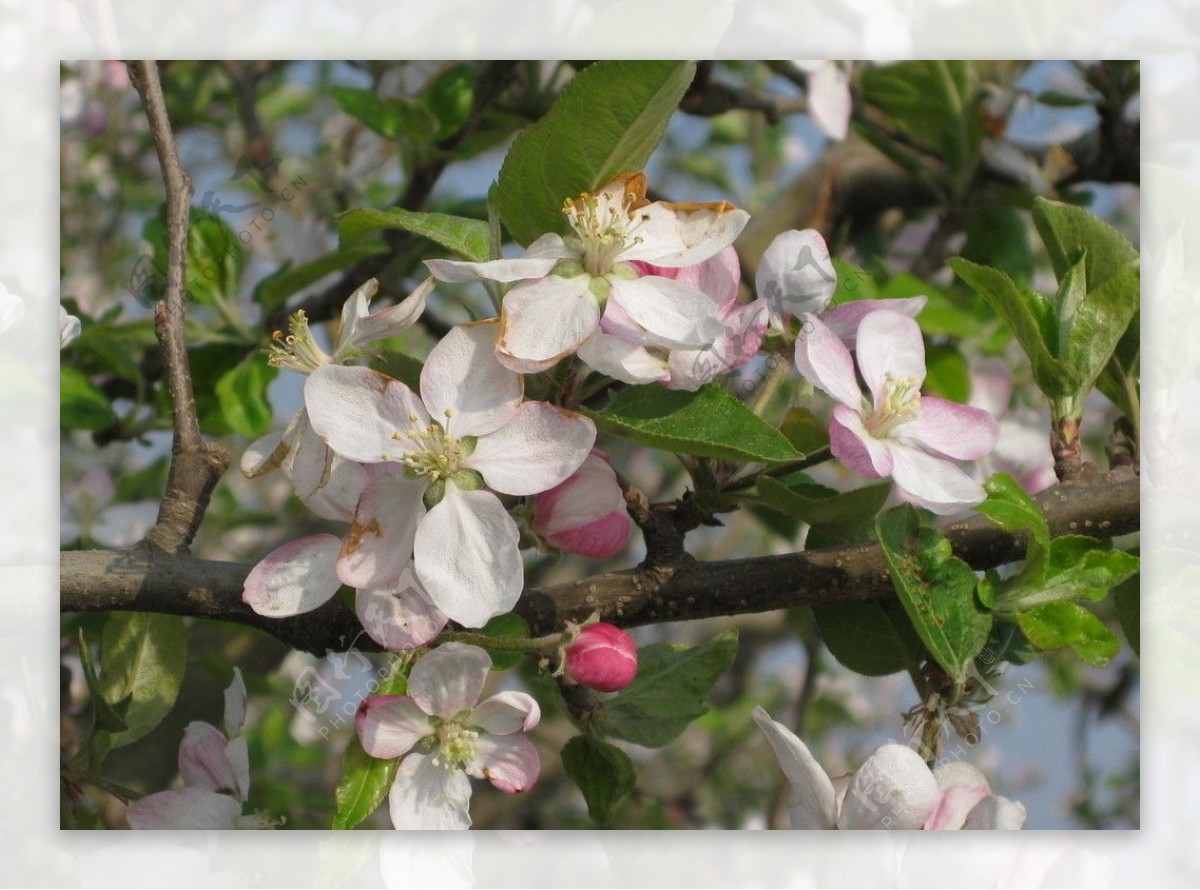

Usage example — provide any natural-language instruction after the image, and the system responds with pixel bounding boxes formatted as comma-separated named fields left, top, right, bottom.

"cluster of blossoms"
left=232, top=170, right=1019, bottom=831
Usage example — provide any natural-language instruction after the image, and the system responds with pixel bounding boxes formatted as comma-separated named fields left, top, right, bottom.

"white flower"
left=242, top=277, right=430, bottom=497
left=127, top=669, right=278, bottom=829
left=305, top=321, right=595, bottom=627
left=59, top=304, right=81, bottom=348
left=795, top=308, right=999, bottom=514
left=356, top=643, right=541, bottom=830
left=425, top=172, right=749, bottom=373
left=752, top=706, right=1026, bottom=830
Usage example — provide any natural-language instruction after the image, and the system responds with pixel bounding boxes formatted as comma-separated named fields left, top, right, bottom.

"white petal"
left=408, top=641, right=493, bottom=719
left=178, top=722, right=241, bottom=793
left=388, top=752, right=473, bottom=830
left=356, top=694, right=433, bottom=759
left=241, top=430, right=286, bottom=478
left=59, top=305, right=82, bottom=348
left=305, top=364, right=428, bottom=464
left=283, top=410, right=334, bottom=499
left=576, top=329, right=670, bottom=385
left=855, top=310, right=926, bottom=404
left=471, top=691, right=541, bottom=735
left=223, top=667, right=247, bottom=738
left=888, top=444, right=987, bottom=515
left=300, top=456, right=370, bottom=522
left=223, top=736, right=251, bottom=802
left=421, top=321, right=521, bottom=438
left=425, top=234, right=571, bottom=284
left=343, top=277, right=432, bottom=351
left=415, top=488, right=523, bottom=628
left=337, top=474, right=426, bottom=589
left=608, top=275, right=723, bottom=349
left=829, top=404, right=894, bottom=478
left=756, top=229, right=837, bottom=324
left=467, top=734, right=540, bottom=793
left=465, top=403, right=595, bottom=496
left=806, top=62, right=852, bottom=141
left=242, top=534, right=343, bottom=617
left=794, top=313, right=863, bottom=407
left=621, top=201, right=749, bottom=268
left=925, top=761, right=992, bottom=830
left=497, top=274, right=600, bottom=366
left=751, top=707, right=838, bottom=829
left=897, top=397, right=999, bottom=462
left=332, top=277, right=378, bottom=356
left=837, top=744, right=940, bottom=829
left=963, top=794, right=1027, bottom=830
left=126, top=787, right=242, bottom=830
left=357, top=567, right=448, bottom=650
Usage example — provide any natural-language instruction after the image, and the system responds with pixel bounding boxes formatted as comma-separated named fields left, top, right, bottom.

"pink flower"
left=532, top=450, right=630, bottom=559
left=563, top=623, right=639, bottom=693
left=356, top=643, right=541, bottom=830
left=795, top=309, right=999, bottom=514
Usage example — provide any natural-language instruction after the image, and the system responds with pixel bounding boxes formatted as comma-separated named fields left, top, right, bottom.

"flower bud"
left=563, top=623, right=638, bottom=693
left=532, top=450, right=630, bottom=559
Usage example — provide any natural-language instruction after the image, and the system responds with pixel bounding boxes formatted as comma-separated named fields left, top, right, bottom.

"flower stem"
left=436, top=629, right=565, bottom=653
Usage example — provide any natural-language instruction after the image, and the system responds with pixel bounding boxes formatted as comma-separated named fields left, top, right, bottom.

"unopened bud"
left=563, top=623, right=638, bottom=693
left=532, top=450, right=630, bottom=559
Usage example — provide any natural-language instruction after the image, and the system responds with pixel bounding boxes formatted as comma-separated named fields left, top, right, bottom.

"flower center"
left=267, top=310, right=331, bottom=374
left=864, top=374, right=921, bottom=438
left=563, top=190, right=649, bottom=277
left=430, top=716, right=479, bottom=771
left=394, top=418, right=474, bottom=483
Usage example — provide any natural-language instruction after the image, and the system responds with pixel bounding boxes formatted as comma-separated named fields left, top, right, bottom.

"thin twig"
left=128, top=60, right=230, bottom=555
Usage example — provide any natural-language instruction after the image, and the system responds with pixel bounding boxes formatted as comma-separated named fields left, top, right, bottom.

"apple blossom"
left=752, top=706, right=1025, bottom=830
left=794, top=61, right=852, bottom=141
left=532, top=449, right=630, bottom=559
left=356, top=643, right=540, bottom=830
left=562, top=623, right=639, bottom=693
left=794, top=308, right=999, bottom=514
left=60, top=304, right=81, bottom=348
left=305, top=321, right=595, bottom=627
left=242, top=276, right=430, bottom=497
left=128, top=669, right=278, bottom=829
left=425, top=172, right=749, bottom=373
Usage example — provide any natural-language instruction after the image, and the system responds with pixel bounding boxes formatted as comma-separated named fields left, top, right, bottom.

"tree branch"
left=61, top=471, right=1139, bottom=655
left=128, top=60, right=230, bottom=556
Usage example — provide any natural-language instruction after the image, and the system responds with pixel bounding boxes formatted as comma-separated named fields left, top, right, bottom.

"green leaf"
left=142, top=207, right=244, bottom=309
left=561, top=734, right=636, bottom=826
left=779, top=407, right=829, bottom=455
left=474, top=613, right=530, bottom=670
left=860, top=61, right=981, bottom=195
left=60, top=366, right=118, bottom=431
left=977, top=473, right=1051, bottom=582
left=1032, top=196, right=1139, bottom=292
left=948, top=257, right=1070, bottom=397
left=96, top=613, right=188, bottom=754
left=876, top=506, right=993, bottom=681
left=813, top=601, right=916, bottom=677
left=77, top=628, right=128, bottom=734
left=336, top=207, right=490, bottom=262
left=1016, top=601, right=1120, bottom=666
left=215, top=354, right=277, bottom=437
left=962, top=202, right=1033, bottom=284
left=424, top=64, right=477, bottom=139
left=332, top=735, right=400, bottom=830
left=1058, top=260, right=1140, bottom=414
left=923, top=344, right=971, bottom=403
left=331, top=86, right=437, bottom=142
left=495, top=61, right=696, bottom=245
left=254, top=243, right=389, bottom=311
left=601, top=631, right=737, bottom=748
left=1113, top=571, right=1139, bottom=655
left=582, top=384, right=801, bottom=464
left=757, top=476, right=891, bottom=529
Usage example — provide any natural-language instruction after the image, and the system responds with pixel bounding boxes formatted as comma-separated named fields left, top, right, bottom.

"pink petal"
left=407, top=642, right=492, bottom=719
left=497, top=274, right=600, bottom=366
left=547, top=510, right=631, bottom=559
left=829, top=404, right=894, bottom=478
left=467, top=733, right=541, bottom=793
left=242, top=535, right=343, bottom=617
left=355, top=695, right=432, bottom=759
left=388, top=752, right=473, bottom=830
left=821, top=297, right=927, bottom=345
left=887, top=444, right=987, bottom=515
left=178, top=722, right=240, bottom=795
left=357, top=567, right=448, bottom=650
left=337, top=474, right=426, bottom=589
left=898, top=397, right=999, bottom=461
left=751, top=707, right=838, bottom=829
left=465, top=403, right=596, bottom=497
left=630, top=245, right=741, bottom=310
left=620, top=201, right=749, bottom=268
left=794, top=313, right=863, bottom=408
left=471, top=691, right=541, bottom=735
left=414, top=488, right=523, bottom=628
left=305, top=365, right=429, bottom=465
left=838, top=744, right=940, bottom=830
left=855, top=311, right=926, bottom=405
left=126, top=787, right=242, bottom=830
left=421, top=321, right=522, bottom=439
left=925, top=762, right=992, bottom=830
left=608, top=276, right=723, bottom=349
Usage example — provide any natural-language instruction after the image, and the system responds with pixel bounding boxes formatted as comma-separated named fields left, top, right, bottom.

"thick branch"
left=128, top=60, right=230, bottom=556
left=60, top=471, right=1139, bottom=655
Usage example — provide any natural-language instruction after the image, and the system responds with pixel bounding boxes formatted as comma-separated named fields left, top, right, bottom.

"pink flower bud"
left=564, top=623, right=639, bottom=693
left=532, top=450, right=630, bottom=559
